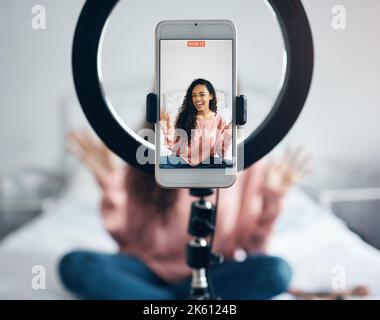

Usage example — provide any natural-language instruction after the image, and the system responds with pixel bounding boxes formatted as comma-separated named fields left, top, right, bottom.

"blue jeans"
left=58, top=251, right=292, bottom=300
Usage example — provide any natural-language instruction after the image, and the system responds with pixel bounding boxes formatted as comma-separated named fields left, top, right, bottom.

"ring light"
left=72, top=0, right=314, bottom=175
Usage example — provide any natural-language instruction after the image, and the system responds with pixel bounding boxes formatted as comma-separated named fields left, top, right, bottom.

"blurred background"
left=0, top=0, right=379, bottom=299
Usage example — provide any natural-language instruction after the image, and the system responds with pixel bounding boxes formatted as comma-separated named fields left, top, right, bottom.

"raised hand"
left=67, top=128, right=121, bottom=184
left=225, top=121, right=233, bottom=136
left=264, top=145, right=312, bottom=194
left=160, top=110, right=172, bottom=129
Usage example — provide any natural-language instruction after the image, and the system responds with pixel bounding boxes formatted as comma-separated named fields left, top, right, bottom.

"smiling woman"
left=60, top=0, right=316, bottom=301
left=160, top=78, right=232, bottom=168
left=192, top=82, right=216, bottom=116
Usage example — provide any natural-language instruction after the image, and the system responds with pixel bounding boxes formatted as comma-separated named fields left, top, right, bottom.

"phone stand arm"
left=187, top=188, right=221, bottom=300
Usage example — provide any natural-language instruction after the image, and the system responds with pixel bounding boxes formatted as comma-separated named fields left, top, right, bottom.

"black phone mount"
left=147, top=93, right=246, bottom=299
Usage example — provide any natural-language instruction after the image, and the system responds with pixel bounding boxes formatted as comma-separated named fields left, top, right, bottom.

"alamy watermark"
left=331, top=265, right=346, bottom=291
left=331, top=5, right=346, bottom=30
left=31, top=5, right=46, bottom=30
left=31, top=265, right=46, bottom=290
left=135, top=125, right=244, bottom=175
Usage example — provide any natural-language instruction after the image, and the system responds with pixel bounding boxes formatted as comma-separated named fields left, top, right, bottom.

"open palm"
left=67, top=129, right=121, bottom=184
left=265, top=146, right=312, bottom=194
left=160, top=111, right=173, bottom=129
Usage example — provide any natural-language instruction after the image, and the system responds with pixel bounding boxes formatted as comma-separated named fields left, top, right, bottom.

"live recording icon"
left=187, top=41, right=206, bottom=47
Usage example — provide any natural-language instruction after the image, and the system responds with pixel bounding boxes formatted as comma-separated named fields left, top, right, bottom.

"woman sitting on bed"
left=59, top=129, right=310, bottom=300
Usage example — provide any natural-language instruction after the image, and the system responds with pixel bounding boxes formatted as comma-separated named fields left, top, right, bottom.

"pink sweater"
left=100, top=162, right=285, bottom=284
left=161, top=114, right=232, bottom=165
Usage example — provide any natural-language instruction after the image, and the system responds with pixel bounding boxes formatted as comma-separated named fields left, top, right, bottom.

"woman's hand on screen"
left=264, top=145, right=312, bottom=195
left=221, top=121, right=232, bottom=140
left=67, top=128, right=121, bottom=183
left=160, top=111, right=172, bottom=129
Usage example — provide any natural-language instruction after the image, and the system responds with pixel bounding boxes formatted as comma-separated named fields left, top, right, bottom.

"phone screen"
left=159, top=39, right=233, bottom=169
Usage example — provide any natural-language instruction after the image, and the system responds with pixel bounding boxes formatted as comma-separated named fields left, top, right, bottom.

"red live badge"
left=187, top=41, right=206, bottom=47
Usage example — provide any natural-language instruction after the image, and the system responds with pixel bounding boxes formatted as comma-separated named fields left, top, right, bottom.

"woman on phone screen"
left=160, top=79, right=232, bottom=168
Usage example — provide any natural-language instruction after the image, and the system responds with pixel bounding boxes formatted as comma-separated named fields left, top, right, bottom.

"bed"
left=1, top=173, right=380, bottom=300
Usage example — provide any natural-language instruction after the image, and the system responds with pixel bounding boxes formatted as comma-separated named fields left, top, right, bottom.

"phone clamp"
left=146, top=93, right=246, bottom=125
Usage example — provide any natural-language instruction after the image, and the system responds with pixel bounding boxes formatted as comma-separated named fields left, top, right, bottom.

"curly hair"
left=174, top=79, right=217, bottom=144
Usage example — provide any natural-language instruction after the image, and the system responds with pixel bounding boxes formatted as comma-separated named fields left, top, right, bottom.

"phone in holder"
left=155, top=20, right=237, bottom=188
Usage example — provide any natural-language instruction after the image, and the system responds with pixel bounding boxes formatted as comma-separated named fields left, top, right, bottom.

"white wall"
left=0, top=0, right=379, bottom=195
left=281, top=0, right=380, bottom=194
left=0, top=0, right=85, bottom=171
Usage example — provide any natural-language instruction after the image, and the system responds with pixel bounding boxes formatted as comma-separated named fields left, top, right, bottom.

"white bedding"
left=0, top=185, right=379, bottom=300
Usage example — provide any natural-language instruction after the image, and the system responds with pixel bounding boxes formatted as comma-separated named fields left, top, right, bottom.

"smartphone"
left=155, top=20, right=237, bottom=188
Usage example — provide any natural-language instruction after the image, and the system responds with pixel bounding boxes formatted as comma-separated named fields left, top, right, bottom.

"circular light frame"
left=72, top=0, right=314, bottom=175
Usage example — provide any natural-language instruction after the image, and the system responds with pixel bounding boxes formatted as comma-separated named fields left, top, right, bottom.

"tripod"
left=145, top=92, right=247, bottom=299
left=186, top=188, right=223, bottom=300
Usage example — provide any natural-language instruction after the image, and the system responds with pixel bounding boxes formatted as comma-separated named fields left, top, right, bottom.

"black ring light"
left=72, top=0, right=314, bottom=176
